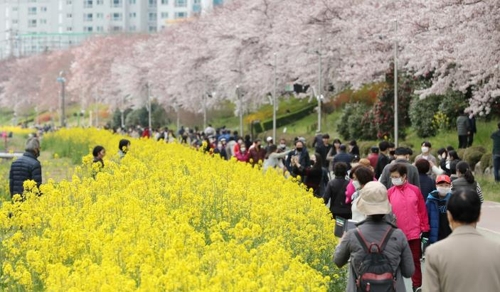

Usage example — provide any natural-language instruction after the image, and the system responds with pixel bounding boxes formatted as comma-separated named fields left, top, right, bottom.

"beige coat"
left=423, top=225, right=500, bottom=292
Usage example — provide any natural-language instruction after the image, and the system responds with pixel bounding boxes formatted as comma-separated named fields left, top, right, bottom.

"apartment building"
left=0, top=0, right=226, bottom=59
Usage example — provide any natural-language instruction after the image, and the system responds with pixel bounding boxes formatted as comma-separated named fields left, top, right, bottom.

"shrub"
left=338, top=103, right=371, bottom=141
left=409, top=95, right=441, bottom=138
left=480, top=153, right=493, bottom=172
left=463, top=146, right=486, bottom=168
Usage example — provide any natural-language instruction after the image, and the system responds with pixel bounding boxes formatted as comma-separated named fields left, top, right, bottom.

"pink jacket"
left=388, top=182, right=430, bottom=241
left=345, top=177, right=377, bottom=204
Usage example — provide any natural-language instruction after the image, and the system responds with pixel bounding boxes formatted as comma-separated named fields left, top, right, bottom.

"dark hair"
left=446, top=145, right=455, bottom=152
left=332, top=139, right=342, bottom=145
left=369, top=214, right=386, bottom=221
left=349, top=140, right=357, bottom=146
left=370, top=146, right=379, bottom=153
left=497, top=122, right=500, bottom=129
left=379, top=141, right=390, bottom=152
left=92, top=145, right=105, bottom=157
left=312, top=153, right=323, bottom=170
left=334, top=162, right=348, bottom=177
left=437, top=147, right=447, bottom=158
left=389, top=163, right=407, bottom=176
left=119, top=139, right=130, bottom=151
left=448, top=150, right=460, bottom=161
left=447, top=189, right=481, bottom=224
left=456, top=161, right=475, bottom=183
left=415, top=159, right=430, bottom=174
left=354, top=166, right=374, bottom=186
left=265, top=144, right=278, bottom=159
left=421, top=141, right=432, bottom=148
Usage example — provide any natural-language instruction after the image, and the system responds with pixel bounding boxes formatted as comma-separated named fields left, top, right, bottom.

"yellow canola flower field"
left=0, top=126, right=35, bottom=136
left=0, top=128, right=344, bottom=291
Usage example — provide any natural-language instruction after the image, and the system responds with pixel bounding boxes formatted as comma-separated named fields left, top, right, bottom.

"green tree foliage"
left=409, top=95, right=442, bottom=138
left=124, top=102, right=169, bottom=129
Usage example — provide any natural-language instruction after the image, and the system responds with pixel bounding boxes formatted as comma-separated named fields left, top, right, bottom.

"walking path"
left=477, top=201, right=500, bottom=242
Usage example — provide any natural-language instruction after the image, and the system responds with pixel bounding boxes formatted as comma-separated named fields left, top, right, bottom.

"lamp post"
left=147, top=82, right=152, bottom=131
left=393, top=20, right=399, bottom=147
left=236, top=85, right=243, bottom=137
left=272, top=53, right=277, bottom=143
left=173, top=101, right=180, bottom=131
left=56, top=71, right=66, bottom=128
left=317, top=38, right=322, bottom=133
left=202, top=91, right=214, bottom=130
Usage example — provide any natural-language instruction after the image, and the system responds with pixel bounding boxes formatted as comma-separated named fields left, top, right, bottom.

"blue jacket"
left=426, top=191, right=451, bottom=244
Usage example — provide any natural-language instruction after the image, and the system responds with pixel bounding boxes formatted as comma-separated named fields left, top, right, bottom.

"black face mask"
left=389, top=150, right=395, bottom=156
left=296, top=147, right=303, bottom=152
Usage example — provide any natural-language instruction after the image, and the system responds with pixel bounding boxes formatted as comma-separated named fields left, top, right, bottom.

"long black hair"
left=456, top=161, right=475, bottom=184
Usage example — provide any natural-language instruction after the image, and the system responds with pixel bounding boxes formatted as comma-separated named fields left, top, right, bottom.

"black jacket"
left=323, top=176, right=351, bottom=218
left=9, top=151, right=42, bottom=197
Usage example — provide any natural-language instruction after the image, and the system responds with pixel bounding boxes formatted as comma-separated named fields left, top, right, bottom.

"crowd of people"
left=7, top=122, right=500, bottom=291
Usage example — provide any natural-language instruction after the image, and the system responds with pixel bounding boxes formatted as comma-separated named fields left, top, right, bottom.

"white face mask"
left=421, top=147, right=429, bottom=153
left=437, top=187, right=451, bottom=196
left=391, top=177, right=404, bottom=186
left=352, top=180, right=361, bottom=190
left=240, top=148, right=246, bottom=153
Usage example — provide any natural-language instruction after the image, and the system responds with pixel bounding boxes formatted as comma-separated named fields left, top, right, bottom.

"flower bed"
left=0, top=128, right=345, bottom=291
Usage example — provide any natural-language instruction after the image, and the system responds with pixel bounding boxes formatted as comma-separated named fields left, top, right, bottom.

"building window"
left=112, top=13, right=122, bottom=21
left=84, top=0, right=93, bottom=8
left=66, top=0, right=72, bottom=5
left=29, top=0, right=37, bottom=2
left=96, top=13, right=104, bottom=19
left=161, top=0, right=168, bottom=4
left=41, top=7, right=48, bottom=12
left=129, top=0, right=136, bottom=4
left=28, top=19, right=37, bottom=27
left=129, top=12, right=136, bottom=18
left=174, top=11, right=186, bottom=19
left=112, top=26, right=122, bottom=32
left=112, top=0, right=122, bottom=7
left=28, top=7, right=37, bottom=15
left=40, top=19, right=47, bottom=24
left=97, top=0, right=104, bottom=4
left=67, top=13, right=72, bottom=18
left=96, top=26, right=104, bottom=32
left=12, top=7, right=18, bottom=12
left=84, top=13, right=93, bottom=22
left=149, top=12, right=157, bottom=22
left=149, top=0, right=157, bottom=8
left=149, top=26, right=157, bottom=32
left=84, top=26, right=93, bottom=32
left=12, top=19, right=18, bottom=24
left=174, top=0, right=186, bottom=7
left=129, top=25, right=136, bottom=31
left=67, top=27, right=73, bottom=31
left=161, top=12, right=168, bottom=18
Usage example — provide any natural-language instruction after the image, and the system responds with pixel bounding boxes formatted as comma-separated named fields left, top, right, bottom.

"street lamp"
left=393, top=20, right=399, bottom=147
left=236, top=85, right=243, bottom=137
left=56, top=71, right=66, bottom=128
left=316, top=38, right=323, bottom=133
left=173, top=101, right=180, bottom=130
left=272, top=53, right=277, bottom=142
left=146, top=82, right=152, bottom=131
left=202, top=91, right=215, bottom=130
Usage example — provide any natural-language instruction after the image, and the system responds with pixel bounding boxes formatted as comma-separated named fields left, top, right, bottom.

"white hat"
left=266, top=136, right=273, bottom=142
left=356, top=181, right=391, bottom=215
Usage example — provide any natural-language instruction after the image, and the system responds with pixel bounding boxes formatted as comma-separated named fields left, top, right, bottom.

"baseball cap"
left=266, top=136, right=273, bottom=142
left=436, top=174, right=451, bottom=184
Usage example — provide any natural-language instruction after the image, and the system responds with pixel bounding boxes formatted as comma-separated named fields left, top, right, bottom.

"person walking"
left=451, top=161, right=484, bottom=203
left=425, top=175, right=453, bottom=245
left=375, top=141, right=391, bottom=179
left=423, top=189, right=500, bottom=292
left=491, top=122, right=500, bottom=183
left=9, top=137, right=42, bottom=198
left=387, top=163, right=429, bottom=291
left=323, top=162, right=350, bottom=220
left=315, top=134, right=332, bottom=169
left=456, top=111, right=470, bottom=149
left=334, top=181, right=415, bottom=292
left=379, top=147, right=420, bottom=189
left=263, top=144, right=291, bottom=173
left=468, top=111, right=477, bottom=147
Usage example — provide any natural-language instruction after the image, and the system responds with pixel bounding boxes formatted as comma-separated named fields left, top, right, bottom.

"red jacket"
left=388, top=182, right=430, bottom=241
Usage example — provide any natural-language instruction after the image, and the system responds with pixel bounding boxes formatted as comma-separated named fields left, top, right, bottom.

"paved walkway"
left=477, top=201, right=500, bottom=242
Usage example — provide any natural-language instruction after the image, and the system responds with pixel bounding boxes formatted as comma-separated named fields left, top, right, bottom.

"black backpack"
left=354, top=227, right=396, bottom=292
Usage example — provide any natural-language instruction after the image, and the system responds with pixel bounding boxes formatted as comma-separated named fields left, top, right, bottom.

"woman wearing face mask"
left=235, top=145, right=250, bottom=162
left=387, top=163, right=429, bottom=292
left=425, top=175, right=453, bottom=245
